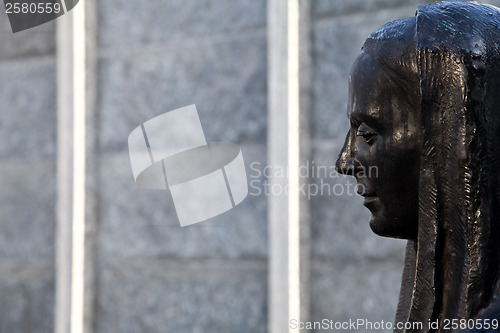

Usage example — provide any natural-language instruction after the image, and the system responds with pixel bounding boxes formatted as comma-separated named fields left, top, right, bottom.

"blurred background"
left=1, top=0, right=499, bottom=332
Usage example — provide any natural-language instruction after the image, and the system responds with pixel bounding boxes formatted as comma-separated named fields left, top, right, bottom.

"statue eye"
left=356, top=123, right=377, bottom=143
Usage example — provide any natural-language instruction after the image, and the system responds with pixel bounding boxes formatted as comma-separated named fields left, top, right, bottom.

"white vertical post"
left=287, top=0, right=301, bottom=329
left=56, top=10, right=74, bottom=333
left=70, top=3, right=86, bottom=333
left=268, top=1, right=310, bottom=332
left=56, top=1, right=96, bottom=332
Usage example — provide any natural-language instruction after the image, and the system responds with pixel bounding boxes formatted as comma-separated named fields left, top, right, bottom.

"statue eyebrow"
left=349, top=111, right=382, bottom=131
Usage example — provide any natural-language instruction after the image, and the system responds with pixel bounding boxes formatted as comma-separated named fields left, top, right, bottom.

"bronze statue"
left=336, top=1, right=500, bottom=332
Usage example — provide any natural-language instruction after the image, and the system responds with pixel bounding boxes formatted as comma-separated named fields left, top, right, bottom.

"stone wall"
left=0, top=10, right=56, bottom=333
left=94, top=1, right=268, bottom=332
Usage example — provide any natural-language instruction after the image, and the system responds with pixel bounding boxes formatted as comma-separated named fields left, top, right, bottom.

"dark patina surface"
left=336, top=2, right=500, bottom=332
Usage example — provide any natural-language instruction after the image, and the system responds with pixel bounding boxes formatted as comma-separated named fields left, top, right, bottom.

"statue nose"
left=335, top=129, right=359, bottom=176
left=335, top=158, right=360, bottom=176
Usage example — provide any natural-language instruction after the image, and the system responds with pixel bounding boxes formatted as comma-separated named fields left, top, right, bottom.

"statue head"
left=336, top=1, right=500, bottom=329
left=336, top=17, right=420, bottom=240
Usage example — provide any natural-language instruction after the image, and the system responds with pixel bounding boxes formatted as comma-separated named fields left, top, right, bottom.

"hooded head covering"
left=359, top=1, right=500, bottom=331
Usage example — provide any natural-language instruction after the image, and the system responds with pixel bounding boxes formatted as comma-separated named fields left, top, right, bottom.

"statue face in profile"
left=333, top=1, right=500, bottom=329
left=337, top=51, right=420, bottom=240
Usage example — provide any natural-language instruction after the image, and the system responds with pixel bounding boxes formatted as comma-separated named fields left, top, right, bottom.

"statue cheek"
left=381, top=133, right=417, bottom=157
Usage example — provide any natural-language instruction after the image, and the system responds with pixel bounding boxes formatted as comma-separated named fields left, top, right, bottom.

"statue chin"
left=368, top=217, right=391, bottom=239
left=368, top=214, right=417, bottom=241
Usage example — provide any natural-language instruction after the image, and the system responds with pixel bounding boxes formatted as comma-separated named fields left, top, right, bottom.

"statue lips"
left=361, top=192, right=378, bottom=210
left=362, top=196, right=378, bottom=206
left=355, top=179, right=379, bottom=208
